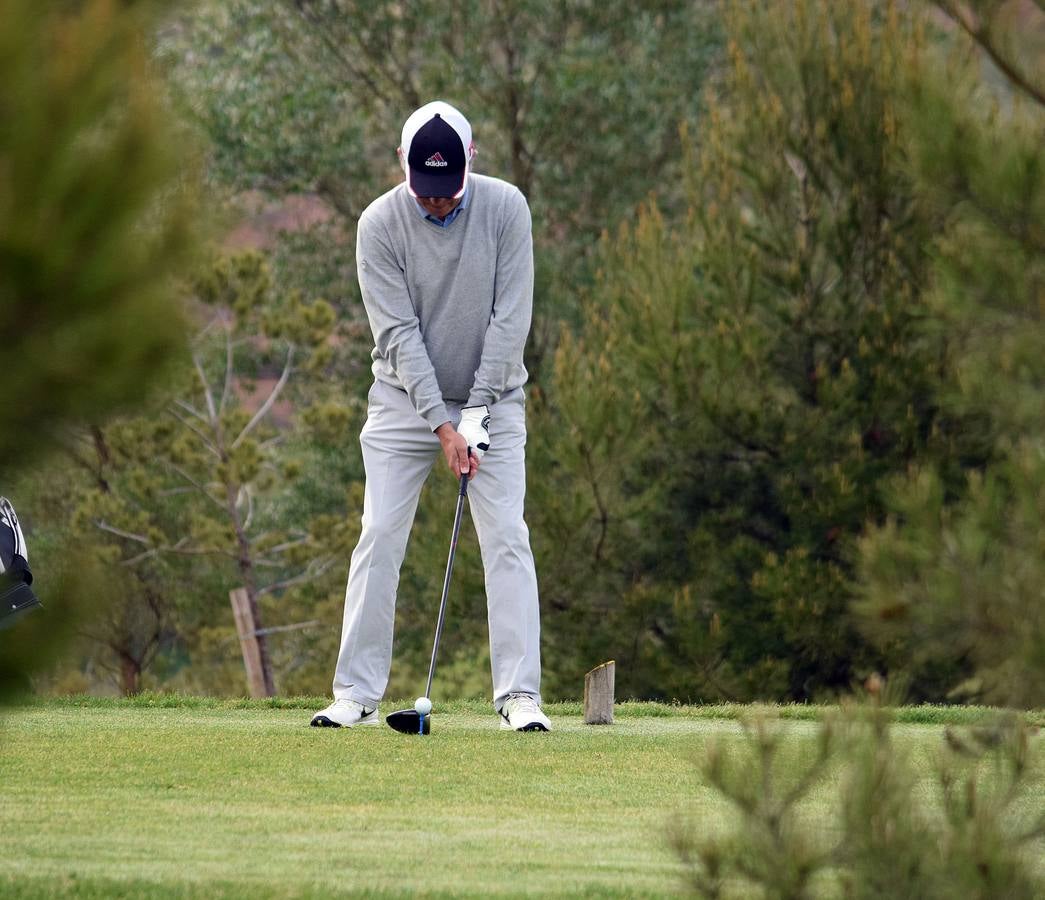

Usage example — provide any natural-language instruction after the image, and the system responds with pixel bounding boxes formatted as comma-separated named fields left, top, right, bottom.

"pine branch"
left=579, top=443, right=610, bottom=564
left=935, top=1, right=1045, bottom=108
left=241, top=485, right=255, bottom=532
left=258, top=435, right=286, bottom=452
left=94, top=521, right=148, bottom=545
left=120, top=548, right=161, bottom=567
left=108, top=533, right=239, bottom=566
left=172, top=398, right=206, bottom=421
left=283, top=1, right=400, bottom=111
left=166, top=464, right=228, bottom=514
left=253, top=620, right=322, bottom=636
left=191, top=351, right=218, bottom=424
left=231, top=346, right=294, bottom=450
left=258, top=534, right=311, bottom=555
left=159, top=536, right=241, bottom=561
left=218, top=319, right=234, bottom=416
left=166, top=407, right=221, bottom=459
left=257, top=556, right=336, bottom=597
left=54, top=428, right=108, bottom=491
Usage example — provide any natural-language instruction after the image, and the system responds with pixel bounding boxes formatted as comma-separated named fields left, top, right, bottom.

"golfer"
left=312, top=101, right=550, bottom=732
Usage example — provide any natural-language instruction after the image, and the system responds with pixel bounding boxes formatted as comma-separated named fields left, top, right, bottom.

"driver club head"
left=386, top=709, right=430, bottom=735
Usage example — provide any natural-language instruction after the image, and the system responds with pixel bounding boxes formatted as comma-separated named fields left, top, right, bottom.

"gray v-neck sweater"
left=355, top=173, right=534, bottom=430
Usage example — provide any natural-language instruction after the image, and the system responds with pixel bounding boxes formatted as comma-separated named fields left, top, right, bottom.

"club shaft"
left=424, top=473, right=469, bottom=698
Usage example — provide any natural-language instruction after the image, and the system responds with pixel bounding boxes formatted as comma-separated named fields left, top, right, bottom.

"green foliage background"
left=7, top=0, right=1043, bottom=712
left=0, top=0, right=198, bottom=699
left=530, top=0, right=1043, bottom=708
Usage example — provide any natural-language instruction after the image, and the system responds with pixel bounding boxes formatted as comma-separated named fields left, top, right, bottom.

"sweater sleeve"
left=356, top=213, right=450, bottom=430
left=466, top=191, right=534, bottom=408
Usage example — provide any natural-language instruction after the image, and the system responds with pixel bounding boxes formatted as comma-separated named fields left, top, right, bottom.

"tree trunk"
left=226, top=483, right=275, bottom=696
left=241, top=585, right=274, bottom=696
left=230, top=587, right=271, bottom=698
left=119, top=653, right=141, bottom=696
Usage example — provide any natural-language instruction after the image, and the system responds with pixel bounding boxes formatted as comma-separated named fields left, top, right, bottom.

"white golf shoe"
left=310, top=698, right=379, bottom=728
left=499, top=694, right=551, bottom=732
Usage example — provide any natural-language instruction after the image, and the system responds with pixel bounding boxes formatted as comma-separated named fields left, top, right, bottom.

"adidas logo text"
left=425, top=152, right=448, bottom=167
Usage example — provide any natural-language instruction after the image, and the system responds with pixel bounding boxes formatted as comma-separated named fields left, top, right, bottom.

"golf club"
left=386, top=470, right=470, bottom=735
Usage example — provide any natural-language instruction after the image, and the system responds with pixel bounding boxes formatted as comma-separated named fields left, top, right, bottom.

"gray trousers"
left=333, top=380, right=542, bottom=711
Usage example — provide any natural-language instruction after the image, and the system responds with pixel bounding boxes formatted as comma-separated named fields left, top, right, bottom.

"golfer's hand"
left=435, top=423, right=479, bottom=480
left=457, top=405, right=490, bottom=461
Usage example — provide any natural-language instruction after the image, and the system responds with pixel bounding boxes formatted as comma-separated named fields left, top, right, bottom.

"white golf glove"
left=458, top=405, right=491, bottom=460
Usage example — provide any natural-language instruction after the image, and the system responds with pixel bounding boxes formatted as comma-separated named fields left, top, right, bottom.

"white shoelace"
left=333, top=699, right=371, bottom=713
left=507, top=694, right=541, bottom=713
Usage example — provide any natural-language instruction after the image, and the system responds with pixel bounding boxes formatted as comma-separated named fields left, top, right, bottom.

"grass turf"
left=0, top=699, right=1041, bottom=898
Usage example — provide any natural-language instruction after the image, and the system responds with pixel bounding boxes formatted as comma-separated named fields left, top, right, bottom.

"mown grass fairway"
left=1, top=699, right=1042, bottom=898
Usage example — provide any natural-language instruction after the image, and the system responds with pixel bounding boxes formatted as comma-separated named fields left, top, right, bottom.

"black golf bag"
left=1, top=497, right=40, bottom=629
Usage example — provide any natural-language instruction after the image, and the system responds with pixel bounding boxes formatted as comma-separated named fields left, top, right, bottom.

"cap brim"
left=407, top=167, right=467, bottom=199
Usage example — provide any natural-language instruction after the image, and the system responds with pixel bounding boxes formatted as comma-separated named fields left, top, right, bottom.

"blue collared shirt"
left=412, top=184, right=470, bottom=228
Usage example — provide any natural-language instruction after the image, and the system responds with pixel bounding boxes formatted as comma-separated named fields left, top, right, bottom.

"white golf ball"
left=414, top=696, right=432, bottom=716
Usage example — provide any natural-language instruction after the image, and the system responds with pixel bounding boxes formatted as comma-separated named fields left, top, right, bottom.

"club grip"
left=459, top=472, right=469, bottom=496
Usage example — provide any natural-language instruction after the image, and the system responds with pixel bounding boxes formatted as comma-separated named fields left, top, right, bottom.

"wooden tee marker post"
left=230, top=587, right=268, bottom=699
left=584, top=660, right=615, bottom=725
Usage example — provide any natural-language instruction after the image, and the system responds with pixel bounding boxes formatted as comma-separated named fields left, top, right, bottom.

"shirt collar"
left=411, top=183, right=470, bottom=227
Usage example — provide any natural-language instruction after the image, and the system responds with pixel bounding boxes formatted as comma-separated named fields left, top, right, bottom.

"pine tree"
left=857, top=0, right=1045, bottom=708
left=530, top=0, right=989, bottom=701
left=71, top=253, right=358, bottom=696
left=0, top=0, right=196, bottom=473
left=0, top=0, right=198, bottom=699
left=672, top=702, right=1044, bottom=898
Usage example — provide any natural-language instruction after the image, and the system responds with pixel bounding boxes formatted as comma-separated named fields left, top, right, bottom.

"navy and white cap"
left=399, top=101, right=474, bottom=199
